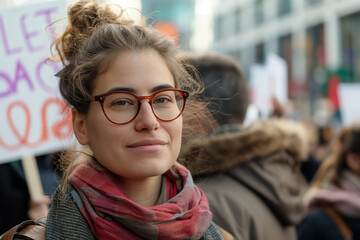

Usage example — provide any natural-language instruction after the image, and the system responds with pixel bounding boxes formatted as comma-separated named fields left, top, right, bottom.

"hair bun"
left=50, top=0, right=136, bottom=64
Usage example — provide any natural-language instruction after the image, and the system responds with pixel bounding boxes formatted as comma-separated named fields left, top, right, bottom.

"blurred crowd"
left=2, top=50, right=359, bottom=239
left=0, top=1, right=359, bottom=238
left=176, top=52, right=360, bottom=240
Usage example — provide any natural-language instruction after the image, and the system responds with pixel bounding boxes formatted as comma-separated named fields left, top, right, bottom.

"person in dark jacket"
left=0, top=153, right=60, bottom=234
left=179, top=52, right=308, bottom=240
left=297, top=124, right=360, bottom=240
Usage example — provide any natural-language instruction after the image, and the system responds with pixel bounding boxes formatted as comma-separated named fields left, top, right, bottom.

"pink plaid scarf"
left=69, top=161, right=212, bottom=240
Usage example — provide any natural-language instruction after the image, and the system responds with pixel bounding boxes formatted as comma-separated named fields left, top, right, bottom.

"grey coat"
left=180, top=119, right=308, bottom=240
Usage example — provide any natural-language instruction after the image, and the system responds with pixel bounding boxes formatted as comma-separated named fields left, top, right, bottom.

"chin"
left=143, top=166, right=171, bottom=177
left=138, top=161, right=173, bottom=176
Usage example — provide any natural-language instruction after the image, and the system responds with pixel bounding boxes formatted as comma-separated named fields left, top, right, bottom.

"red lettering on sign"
left=0, top=98, right=72, bottom=150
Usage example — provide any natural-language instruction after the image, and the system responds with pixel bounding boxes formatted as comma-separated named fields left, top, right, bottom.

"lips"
left=128, top=139, right=166, bottom=148
left=127, top=139, right=167, bottom=152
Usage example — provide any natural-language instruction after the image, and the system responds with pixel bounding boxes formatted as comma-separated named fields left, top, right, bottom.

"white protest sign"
left=266, top=53, right=288, bottom=103
left=0, top=0, right=72, bottom=164
left=250, top=64, right=271, bottom=117
left=249, top=53, right=288, bottom=117
left=338, top=83, right=360, bottom=126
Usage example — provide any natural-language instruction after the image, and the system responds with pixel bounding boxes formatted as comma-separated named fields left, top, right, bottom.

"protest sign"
left=250, top=64, right=271, bottom=117
left=0, top=0, right=71, bottom=165
left=266, top=53, right=288, bottom=104
left=338, top=83, right=360, bottom=126
left=249, top=53, right=288, bottom=117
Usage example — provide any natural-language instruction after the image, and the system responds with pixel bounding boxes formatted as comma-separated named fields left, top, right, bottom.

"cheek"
left=164, top=118, right=183, bottom=151
left=86, top=108, right=118, bottom=148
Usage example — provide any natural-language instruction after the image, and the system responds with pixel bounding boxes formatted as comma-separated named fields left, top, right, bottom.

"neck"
left=119, top=176, right=162, bottom=207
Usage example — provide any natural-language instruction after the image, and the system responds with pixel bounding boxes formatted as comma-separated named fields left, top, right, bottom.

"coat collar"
left=179, top=118, right=308, bottom=176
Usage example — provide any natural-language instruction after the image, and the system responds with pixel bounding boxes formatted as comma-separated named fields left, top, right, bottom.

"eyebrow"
left=106, top=84, right=175, bottom=95
left=152, top=84, right=174, bottom=92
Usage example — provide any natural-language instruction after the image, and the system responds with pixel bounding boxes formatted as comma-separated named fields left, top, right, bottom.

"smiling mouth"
left=128, top=139, right=166, bottom=152
left=129, top=144, right=165, bottom=152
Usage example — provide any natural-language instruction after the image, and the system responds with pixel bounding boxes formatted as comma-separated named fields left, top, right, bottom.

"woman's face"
left=73, top=50, right=182, bottom=180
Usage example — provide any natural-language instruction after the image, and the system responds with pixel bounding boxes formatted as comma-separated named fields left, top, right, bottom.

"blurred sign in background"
left=1, top=0, right=360, bottom=164
left=0, top=0, right=70, bottom=164
left=250, top=53, right=288, bottom=118
left=338, top=83, right=360, bottom=126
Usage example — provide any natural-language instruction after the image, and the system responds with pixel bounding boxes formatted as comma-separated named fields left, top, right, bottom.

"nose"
left=134, top=100, right=160, bottom=131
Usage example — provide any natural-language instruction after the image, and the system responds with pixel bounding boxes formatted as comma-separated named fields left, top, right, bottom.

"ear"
left=346, top=153, right=360, bottom=173
left=72, top=108, right=89, bottom=145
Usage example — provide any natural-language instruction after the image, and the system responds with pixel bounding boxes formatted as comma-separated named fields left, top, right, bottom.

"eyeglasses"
left=90, top=89, right=189, bottom=125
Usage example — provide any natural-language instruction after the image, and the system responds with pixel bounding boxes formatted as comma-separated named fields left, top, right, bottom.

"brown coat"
left=180, top=119, right=308, bottom=240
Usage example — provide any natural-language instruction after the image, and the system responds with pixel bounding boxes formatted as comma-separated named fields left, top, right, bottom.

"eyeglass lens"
left=103, top=90, right=185, bottom=124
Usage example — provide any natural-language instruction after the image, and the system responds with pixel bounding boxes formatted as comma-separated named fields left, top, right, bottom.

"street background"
left=1, top=0, right=360, bottom=156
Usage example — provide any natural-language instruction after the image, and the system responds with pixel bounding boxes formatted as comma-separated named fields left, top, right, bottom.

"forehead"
left=93, top=50, right=175, bottom=95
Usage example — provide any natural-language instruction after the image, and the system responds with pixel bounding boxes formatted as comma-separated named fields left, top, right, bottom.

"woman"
left=45, top=0, right=232, bottom=239
left=297, top=124, right=360, bottom=240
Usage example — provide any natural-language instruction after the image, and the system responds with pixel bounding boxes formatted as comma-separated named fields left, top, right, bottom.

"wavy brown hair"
left=312, top=124, right=360, bottom=187
left=49, top=0, right=210, bottom=192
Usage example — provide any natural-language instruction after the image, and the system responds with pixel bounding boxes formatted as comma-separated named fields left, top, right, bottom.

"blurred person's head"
left=179, top=52, right=249, bottom=127
left=334, top=125, right=360, bottom=178
left=313, top=124, right=360, bottom=186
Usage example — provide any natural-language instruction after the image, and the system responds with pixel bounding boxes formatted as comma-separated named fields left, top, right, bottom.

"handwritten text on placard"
left=0, top=1, right=72, bottom=164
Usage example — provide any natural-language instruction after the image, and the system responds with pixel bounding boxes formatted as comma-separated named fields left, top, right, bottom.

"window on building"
left=234, top=8, right=241, bottom=34
left=279, top=34, right=292, bottom=96
left=277, top=0, right=291, bottom=17
left=279, top=34, right=292, bottom=61
left=305, top=24, right=327, bottom=108
left=240, top=48, right=251, bottom=77
left=306, top=24, right=325, bottom=70
left=341, top=12, right=360, bottom=82
left=214, top=15, right=224, bottom=41
left=235, top=49, right=242, bottom=63
left=255, top=43, right=265, bottom=63
left=306, top=0, right=323, bottom=5
left=254, top=0, right=264, bottom=26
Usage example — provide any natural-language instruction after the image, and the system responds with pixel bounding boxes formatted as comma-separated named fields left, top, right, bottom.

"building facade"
left=209, top=0, right=360, bottom=117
